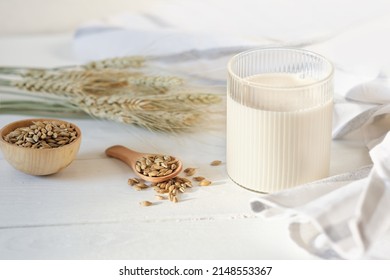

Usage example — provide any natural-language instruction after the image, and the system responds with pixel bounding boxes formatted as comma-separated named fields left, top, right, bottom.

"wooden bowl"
left=0, top=118, right=82, bottom=175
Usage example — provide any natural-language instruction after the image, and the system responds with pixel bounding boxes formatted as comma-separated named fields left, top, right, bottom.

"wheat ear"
left=24, top=69, right=184, bottom=91
left=83, top=56, right=146, bottom=69
left=79, top=105, right=201, bottom=132
left=73, top=93, right=221, bottom=111
left=0, top=55, right=147, bottom=76
left=71, top=93, right=221, bottom=131
left=10, top=70, right=186, bottom=96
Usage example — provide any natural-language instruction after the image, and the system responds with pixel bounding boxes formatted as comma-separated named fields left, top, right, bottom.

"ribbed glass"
left=227, top=48, right=333, bottom=193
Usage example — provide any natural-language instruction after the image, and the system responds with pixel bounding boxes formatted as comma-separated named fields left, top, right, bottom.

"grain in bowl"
left=0, top=118, right=81, bottom=175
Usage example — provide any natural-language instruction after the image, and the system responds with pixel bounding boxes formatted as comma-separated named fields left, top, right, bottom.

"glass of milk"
left=227, top=48, right=334, bottom=193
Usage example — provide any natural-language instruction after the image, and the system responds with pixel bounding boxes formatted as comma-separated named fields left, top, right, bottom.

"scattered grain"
left=184, top=167, right=196, bottom=176
left=135, top=183, right=148, bottom=189
left=129, top=161, right=217, bottom=205
left=193, top=176, right=205, bottom=182
left=210, top=160, right=222, bottom=166
left=140, top=201, right=153, bottom=207
left=199, top=179, right=212, bottom=186
left=127, top=178, right=141, bottom=186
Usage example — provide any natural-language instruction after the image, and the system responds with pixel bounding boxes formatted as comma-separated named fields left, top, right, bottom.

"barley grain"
left=135, top=155, right=179, bottom=177
left=135, top=183, right=148, bottom=189
left=210, top=160, right=222, bottom=166
left=140, top=201, right=153, bottom=207
left=199, top=179, right=212, bottom=186
left=184, top=167, right=196, bottom=176
left=193, top=176, right=205, bottom=182
left=128, top=178, right=140, bottom=185
left=3, top=120, right=78, bottom=149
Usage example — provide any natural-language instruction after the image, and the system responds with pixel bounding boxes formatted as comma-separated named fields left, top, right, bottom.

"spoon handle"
left=105, top=145, right=143, bottom=167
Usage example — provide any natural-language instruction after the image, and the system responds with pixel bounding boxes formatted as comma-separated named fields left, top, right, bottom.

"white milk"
left=227, top=73, right=333, bottom=193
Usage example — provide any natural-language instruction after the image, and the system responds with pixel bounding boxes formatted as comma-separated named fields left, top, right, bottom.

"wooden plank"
left=0, top=158, right=259, bottom=227
left=0, top=218, right=316, bottom=259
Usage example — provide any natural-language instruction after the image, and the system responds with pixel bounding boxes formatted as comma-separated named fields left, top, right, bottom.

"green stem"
left=0, top=67, right=43, bottom=75
left=0, top=65, right=76, bottom=76
left=0, top=100, right=77, bottom=110
left=0, top=100, right=89, bottom=119
left=0, top=78, right=13, bottom=87
left=0, top=88, right=70, bottom=103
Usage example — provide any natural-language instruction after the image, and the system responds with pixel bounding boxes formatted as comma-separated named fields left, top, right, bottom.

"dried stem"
left=0, top=55, right=147, bottom=76
left=83, top=56, right=146, bottom=69
left=0, top=100, right=88, bottom=119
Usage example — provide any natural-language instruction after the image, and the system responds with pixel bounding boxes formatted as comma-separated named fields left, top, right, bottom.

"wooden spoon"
left=105, top=145, right=182, bottom=183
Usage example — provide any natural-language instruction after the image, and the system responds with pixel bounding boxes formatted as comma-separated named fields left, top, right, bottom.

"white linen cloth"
left=72, top=3, right=390, bottom=259
left=252, top=77, right=390, bottom=259
left=251, top=140, right=390, bottom=259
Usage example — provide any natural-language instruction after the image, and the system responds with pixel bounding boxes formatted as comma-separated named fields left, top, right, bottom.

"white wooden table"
left=0, top=32, right=372, bottom=260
